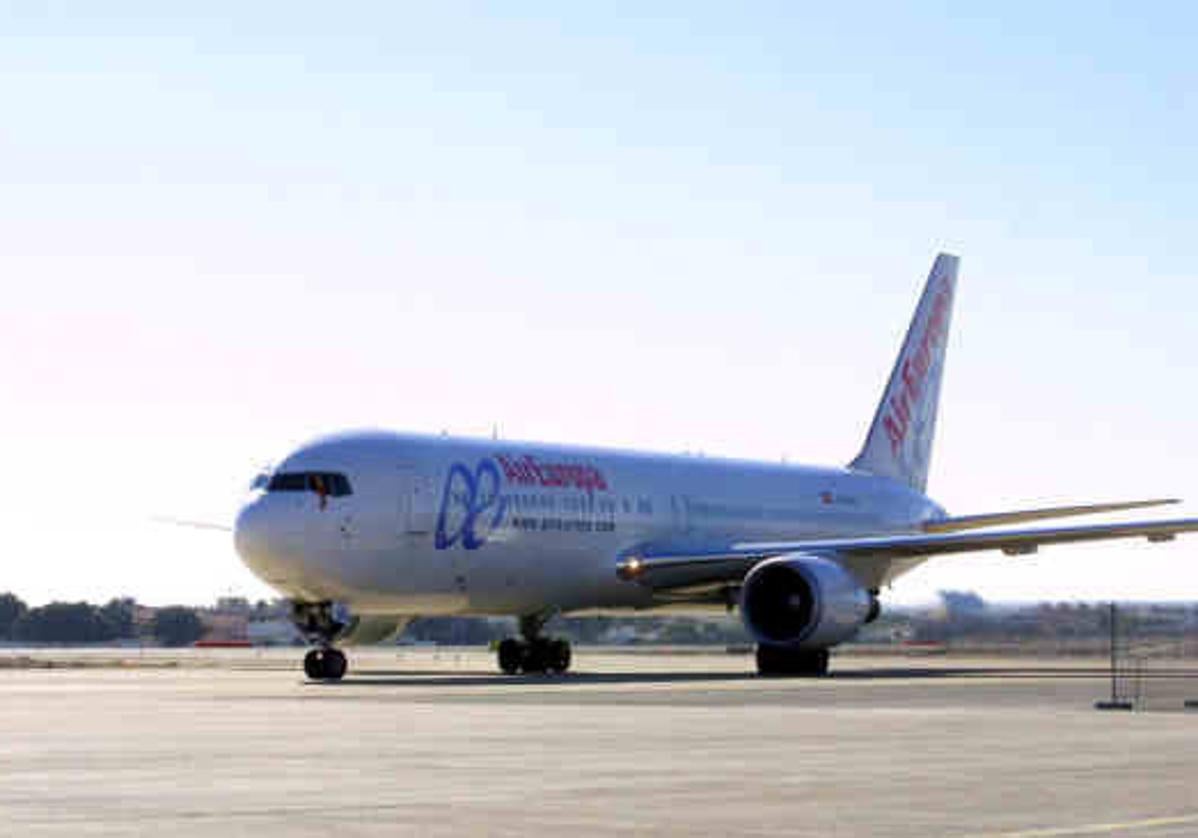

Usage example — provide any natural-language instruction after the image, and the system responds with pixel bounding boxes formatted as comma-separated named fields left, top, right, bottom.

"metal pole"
left=1109, top=602, right=1117, bottom=704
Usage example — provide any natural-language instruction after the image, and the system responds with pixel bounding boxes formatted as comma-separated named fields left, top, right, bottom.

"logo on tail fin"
left=850, top=253, right=959, bottom=492
left=881, top=280, right=953, bottom=457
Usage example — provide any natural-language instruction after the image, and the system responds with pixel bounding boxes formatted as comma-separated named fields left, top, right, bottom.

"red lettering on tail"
left=882, top=281, right=953, bottom=457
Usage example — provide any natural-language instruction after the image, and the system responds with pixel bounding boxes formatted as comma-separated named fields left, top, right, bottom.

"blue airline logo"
left=435, top=459, right=508, bottom=550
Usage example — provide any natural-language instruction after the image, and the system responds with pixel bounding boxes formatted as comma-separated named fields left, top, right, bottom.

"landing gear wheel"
left=325, top=648, right=347, bottom=680
left=495, top=611, right=572, bottom=675
left=522, top=641, right=548, bottom=674
left=304, top=648, right=348, bottom=681
left=303, top=649, right=322, bottom=679
left=546, top=638, right=571, bottom=674
left=494, top=637, right=572, bottom=675
left=498, top=638, right=523, bottom=675
left=523, top=638, right=571, bottom=674
left=755, top=645, right=829, bottom=677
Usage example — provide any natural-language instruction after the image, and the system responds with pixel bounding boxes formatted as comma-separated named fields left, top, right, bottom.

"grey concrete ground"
left=2, top=648, right=1198, bottom=836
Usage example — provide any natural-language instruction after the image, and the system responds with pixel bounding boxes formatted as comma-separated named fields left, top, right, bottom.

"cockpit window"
left=267, top=471, right=353, bottom=496
left=325, top=473, right=352, bottom=496
left=267, top=473, right=308, bottom=492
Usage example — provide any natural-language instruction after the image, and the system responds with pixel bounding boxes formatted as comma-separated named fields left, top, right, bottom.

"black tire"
left=325, top=649, right=348, bottom=680
left=547, top=639, right=571, bottom=674
left=522, top=640, right=548, bottom=674
left=498, top=638, right=524, bottom=675
left=756, top=645, right=829, bottom=677
left=805, top=649, right=829, bottom=676
left=303, top=649, right=323, bottom=679
left=304, top=648, right=347, bottom=681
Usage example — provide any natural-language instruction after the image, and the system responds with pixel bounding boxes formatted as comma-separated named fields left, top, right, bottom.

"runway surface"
left=3, top=648, right=1198, bottom=836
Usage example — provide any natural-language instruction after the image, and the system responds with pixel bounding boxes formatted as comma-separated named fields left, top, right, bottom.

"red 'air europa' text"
left=882, top=281, right=953, bottom=456
left=496, top=454, right=609, bottom=492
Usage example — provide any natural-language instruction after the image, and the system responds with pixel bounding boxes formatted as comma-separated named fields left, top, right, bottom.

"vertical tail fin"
left=850, top=253, right=959, bottom=492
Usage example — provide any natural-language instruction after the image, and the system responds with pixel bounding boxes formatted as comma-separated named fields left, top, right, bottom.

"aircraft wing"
left=921, top=498, right=1178, bottom=533
left=615, top=516, right=1198, bottom=588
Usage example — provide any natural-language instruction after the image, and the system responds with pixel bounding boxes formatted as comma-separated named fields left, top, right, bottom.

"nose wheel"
left=291, top=601, right=352, bottom=681
left=303, top=647, right=347, bottom=681
left=496, top=613, right=572, bottom=675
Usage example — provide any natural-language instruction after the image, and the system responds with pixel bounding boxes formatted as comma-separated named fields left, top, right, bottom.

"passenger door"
left=398, top=466, right=437, bottom=535
left=671, top=494, right=692, bottom=536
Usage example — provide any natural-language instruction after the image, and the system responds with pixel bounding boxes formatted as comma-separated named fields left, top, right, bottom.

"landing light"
left=618, top=557, right=644, bottom=580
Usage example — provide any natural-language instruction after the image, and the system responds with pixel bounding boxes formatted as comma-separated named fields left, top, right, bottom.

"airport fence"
left=1107, top=604, right=1198, bottom=712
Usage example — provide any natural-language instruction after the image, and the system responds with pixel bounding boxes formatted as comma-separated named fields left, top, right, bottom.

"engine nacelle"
left=739, top=554, right=872, bottom=649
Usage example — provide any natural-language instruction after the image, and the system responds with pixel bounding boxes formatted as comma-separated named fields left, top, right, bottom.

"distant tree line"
left=6, top=588, right=1196, bottom=651
left=0, top=593, right=204, bottom=647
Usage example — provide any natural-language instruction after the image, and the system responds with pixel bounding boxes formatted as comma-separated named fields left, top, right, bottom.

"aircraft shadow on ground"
left=314, top=670, right=756, bottom=688
left=306, top=664, right=1198, bottom=688
left=302, top=665, right=1130, bottom=688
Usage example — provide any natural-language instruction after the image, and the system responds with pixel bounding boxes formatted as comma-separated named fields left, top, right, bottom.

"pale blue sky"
left=1, top=2, right=1195, bottom=605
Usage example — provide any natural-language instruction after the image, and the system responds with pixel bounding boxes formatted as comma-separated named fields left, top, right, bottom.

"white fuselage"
left=234, top=431, right=944, bottom=617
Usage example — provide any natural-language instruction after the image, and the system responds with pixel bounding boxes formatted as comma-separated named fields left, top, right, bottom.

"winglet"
left=850, top=253, right=959, bottom=492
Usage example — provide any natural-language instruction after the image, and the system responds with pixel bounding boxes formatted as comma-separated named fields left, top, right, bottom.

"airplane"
left=233, top=253, right=1198, bottom=680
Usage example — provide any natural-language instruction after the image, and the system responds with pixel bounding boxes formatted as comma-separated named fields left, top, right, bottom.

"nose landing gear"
left=292, top=600, right=352, bottom=681
left=496, top=613, right=572, bottom=675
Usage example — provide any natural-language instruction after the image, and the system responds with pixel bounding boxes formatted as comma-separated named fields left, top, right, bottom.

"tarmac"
left=3, top=647, right=1198, bottom=836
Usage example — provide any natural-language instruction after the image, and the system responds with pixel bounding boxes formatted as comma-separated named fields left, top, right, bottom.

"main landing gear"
left=755, top=645, right=830, bottom=677
left=496, top=614, right=572, bottom=675
left=292, top=601, right=350, bottom=682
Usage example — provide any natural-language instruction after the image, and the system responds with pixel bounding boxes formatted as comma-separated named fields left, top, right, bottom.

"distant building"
left=247, top=618, right=302, bottom=646
left=200, top=611, right=248, bottom=642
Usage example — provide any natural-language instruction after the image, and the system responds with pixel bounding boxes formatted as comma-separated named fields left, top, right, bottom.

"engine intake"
left=739, top=554, right=871, bottom=649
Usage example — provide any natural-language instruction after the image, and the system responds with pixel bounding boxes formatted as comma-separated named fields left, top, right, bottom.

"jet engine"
left=739, top=554, right=872, bottom=649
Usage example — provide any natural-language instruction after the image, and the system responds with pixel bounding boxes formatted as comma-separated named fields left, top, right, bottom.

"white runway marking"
left=977, top=813, right=1198, bottom=837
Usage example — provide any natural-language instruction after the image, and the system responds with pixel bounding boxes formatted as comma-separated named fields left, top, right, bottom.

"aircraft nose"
left=234, top=498, right=300, bottom=584
left=233, top=500, right=267, bottom=560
